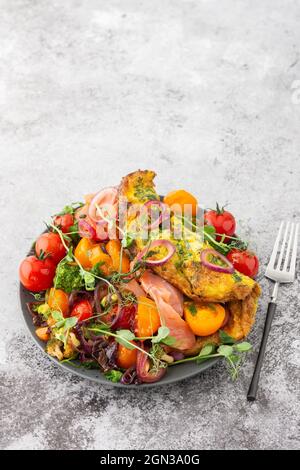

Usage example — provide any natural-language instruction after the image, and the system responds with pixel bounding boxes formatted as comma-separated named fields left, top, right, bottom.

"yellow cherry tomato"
left=116, top=342, right=137, bottom=369
left=106, top=239, right=130, bottom=273
left=183, top=302, right=226, bottom=336
left=48, top=288, right=69, bottom=317
left=164, top=189, right=198, bottom=216
left=136, top=296, right=161, bottom=338
left=74, top=237, right=95, bottom=269
left=89, top=245, right=113, bottom=276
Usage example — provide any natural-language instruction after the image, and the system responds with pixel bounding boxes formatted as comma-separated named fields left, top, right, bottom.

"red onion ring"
left=94, top=282, right=109, bottom=313
left=136, top=347, right=167, bottom=383
left=136, top=239, right=175, bottom=266
left=120, top=366, right=140, bottom=385
left=78, top=219, right=96, bottom=239
left=170, top=351, right=185, bottom=361
left=143, top=200, right=170, bottom=230
left=201, top=248, right=234, bottom=274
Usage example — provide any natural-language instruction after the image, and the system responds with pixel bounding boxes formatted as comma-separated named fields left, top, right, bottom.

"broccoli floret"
left=53, top=263, right=84, bottom=293
left=104, top=370, right=123, bottom=383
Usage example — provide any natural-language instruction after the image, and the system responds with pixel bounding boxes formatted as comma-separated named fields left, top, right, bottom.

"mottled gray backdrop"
left=0, top=0, right=299, bottom=450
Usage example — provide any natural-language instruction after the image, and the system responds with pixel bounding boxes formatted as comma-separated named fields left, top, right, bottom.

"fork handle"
left=247, top=302, right=277, bottom=401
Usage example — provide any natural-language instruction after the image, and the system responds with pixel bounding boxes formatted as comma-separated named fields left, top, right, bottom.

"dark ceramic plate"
left=20, top=283, right=220, bottom=388
left=19, top=209, right=220, bottom=388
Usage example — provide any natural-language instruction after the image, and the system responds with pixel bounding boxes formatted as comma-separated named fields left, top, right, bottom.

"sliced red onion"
left=136, top=239, right=175, bottom=266
left=143, top=200, right=170, bottom=230
left=110, top=303, right=137, bottom=331
left=94, top=282, right=109, bottom=312
left=120, top=366, right=140, bottom=385
left=201, top=248, right=234, bottom=274
left=170, top=351, right=185, bottom=361
left=78, top=219, right=96, bottom=239
left=88, top=187, right=118, bottom=224
left=136, top=347, right=167, bottom=383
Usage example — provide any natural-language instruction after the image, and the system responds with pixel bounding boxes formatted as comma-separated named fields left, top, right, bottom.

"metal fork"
left=247, top=221, right=299, bottom=401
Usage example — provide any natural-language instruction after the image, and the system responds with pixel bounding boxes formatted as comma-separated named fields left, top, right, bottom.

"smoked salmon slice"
left=140, top=271, right=196, bottom=350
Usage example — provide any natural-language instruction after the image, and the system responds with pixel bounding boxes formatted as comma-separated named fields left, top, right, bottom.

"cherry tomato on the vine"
left=204, top=204, right=236, bottom=242
left=227, top=249, right=259, bottom=278
left=53, top=213, right=74, bottom=233
left=19, top=255, right=56, bottom=292
left=35, top=232, right=66, bottom=264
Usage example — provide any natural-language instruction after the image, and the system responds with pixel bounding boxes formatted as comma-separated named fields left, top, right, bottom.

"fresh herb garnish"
left=87, top=327, right=166, bottom=368
left=67, top=220, right=80, bottom=244
left=188, top=304, right=197, bottom=316
left=232, top=272, right=242, bottom=283
left=115, top=329, right=136, bottom=348
left=54, top=261, right=84, bottom=293
left=55, top=202, right=84, bottom=216
left=104, top=370, right=123, bottom=383
left=51, top=310, right=78, bottom=346
left=151, top=326, right=173, bottom=345
left=219, top=330, right=236, bottom=345
left=170, top=340, right=252, bottom=380
left=30, top=292, right=45, bottom=301
left=90, top=261, right=105, bottom=278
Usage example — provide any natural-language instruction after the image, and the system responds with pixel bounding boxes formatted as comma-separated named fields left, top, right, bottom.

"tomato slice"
left=227, top=249, right=259, bottom=278
left=70, top=300, right=93, bottom=321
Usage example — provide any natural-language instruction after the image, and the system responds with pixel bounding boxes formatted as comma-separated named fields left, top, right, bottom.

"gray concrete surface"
left=0, top=0, right=300, bottom=450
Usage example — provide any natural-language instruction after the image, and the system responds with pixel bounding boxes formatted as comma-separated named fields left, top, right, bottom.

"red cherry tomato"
left=19, top=255, right=56, bottom=292
left=227, top=249, right=259, bottom=278
left=204, top=204, right=236, bottom=242
left=70, top=300, right=93, bottom=321
left=35, top=232, right=66, bottom=264
left=53, top=213, right=74, bottom=233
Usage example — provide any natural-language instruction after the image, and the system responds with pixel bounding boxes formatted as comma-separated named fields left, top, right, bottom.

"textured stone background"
left=0, top=0, right=299, bottom=450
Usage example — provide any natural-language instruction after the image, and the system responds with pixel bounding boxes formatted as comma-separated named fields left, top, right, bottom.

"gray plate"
left=19, top=225, right=220, bottom=388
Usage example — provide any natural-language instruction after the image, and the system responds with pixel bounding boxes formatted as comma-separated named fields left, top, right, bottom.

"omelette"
left=118, top=170, right=261, bottom=354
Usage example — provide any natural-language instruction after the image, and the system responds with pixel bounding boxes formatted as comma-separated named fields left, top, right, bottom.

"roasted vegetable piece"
left=35, top=327, right=50, bottom=342
left=46, top=338, right=64, bottom=361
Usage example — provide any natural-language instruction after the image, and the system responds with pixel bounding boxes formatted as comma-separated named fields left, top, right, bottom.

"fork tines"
left=265, top=221, right=299, bottom=283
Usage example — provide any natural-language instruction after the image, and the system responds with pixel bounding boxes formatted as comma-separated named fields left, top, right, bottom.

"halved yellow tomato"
left=183, top=302, right=226, bottom=336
